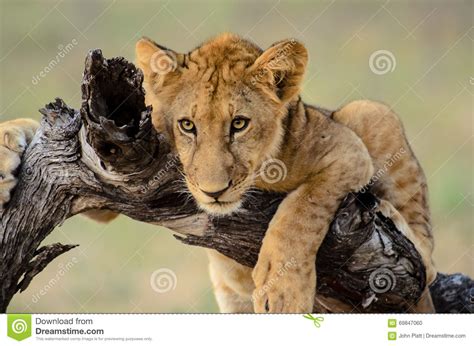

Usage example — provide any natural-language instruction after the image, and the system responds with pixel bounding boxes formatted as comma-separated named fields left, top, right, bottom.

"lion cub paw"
left=0, top=146, right=21, bottom=207
left=0, top=118, right=39, bottom=208
left=252, top=246, right=316, bottom=313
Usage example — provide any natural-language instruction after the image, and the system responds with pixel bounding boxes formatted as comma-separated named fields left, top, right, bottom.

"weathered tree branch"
left=0, top=50, right=471, bottom=313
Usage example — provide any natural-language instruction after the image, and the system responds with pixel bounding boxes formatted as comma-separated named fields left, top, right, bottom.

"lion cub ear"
left=135, top=37, right=184, bottom=86
left=248, top=39, right=308, bottom=103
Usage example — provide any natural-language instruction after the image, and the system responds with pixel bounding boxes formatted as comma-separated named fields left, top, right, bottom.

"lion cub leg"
left=253, top=160, right=373, bottom=312
left=378, top=199, right=435, bottom=312
left=207, top=250, right=254, bottom=313
left=0, top=118, right=39, bottom=207
left=333, top=100, right=437, bottom=285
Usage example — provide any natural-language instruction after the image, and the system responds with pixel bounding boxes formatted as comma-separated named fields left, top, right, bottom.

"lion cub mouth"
left=199, top=199, right=242, bottom=216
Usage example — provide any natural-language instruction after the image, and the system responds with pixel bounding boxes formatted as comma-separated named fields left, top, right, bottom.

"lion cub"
left=0, top=34, right=436, bottom=313
left=135, top=33, right=436, bottom=312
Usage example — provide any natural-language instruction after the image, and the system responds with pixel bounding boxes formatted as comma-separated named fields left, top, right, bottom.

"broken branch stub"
left=80, top=49, right=160, bottom=173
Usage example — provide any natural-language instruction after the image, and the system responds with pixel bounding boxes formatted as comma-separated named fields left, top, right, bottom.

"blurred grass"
left=1, top=0, right=472, bottom=312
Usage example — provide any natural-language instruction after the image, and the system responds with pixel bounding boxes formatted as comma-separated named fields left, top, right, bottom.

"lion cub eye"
left=178, top=119, right=196, bottom=134
left=231, top=117, right=249, bottom=133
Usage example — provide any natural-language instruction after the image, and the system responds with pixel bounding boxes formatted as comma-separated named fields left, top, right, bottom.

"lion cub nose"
left=201, top=180, right=232, bottom=199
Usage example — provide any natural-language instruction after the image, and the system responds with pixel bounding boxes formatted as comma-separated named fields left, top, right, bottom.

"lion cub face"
left=136, top=33, right=307, bottom=215
left=169, top=80, right=285, bottom=215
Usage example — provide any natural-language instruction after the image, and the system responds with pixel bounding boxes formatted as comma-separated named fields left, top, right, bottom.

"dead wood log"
left=0, top=50, right=471, bottom=313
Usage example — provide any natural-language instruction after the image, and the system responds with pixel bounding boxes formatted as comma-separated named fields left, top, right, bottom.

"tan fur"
left=332, top=101, right=436, bottom=286
left=0, top=118, right=39, bottom=206
left=81, top=209, right=119, bottom=223
left=207, top=250, right=254, bottom=313
left=135, top=33, right=436, bottom=313
left=0, top=33, right=436, bottom=313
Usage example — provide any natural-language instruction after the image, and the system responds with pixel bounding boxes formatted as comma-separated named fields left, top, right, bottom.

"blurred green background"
left=1, top=0, right=472, bottom=313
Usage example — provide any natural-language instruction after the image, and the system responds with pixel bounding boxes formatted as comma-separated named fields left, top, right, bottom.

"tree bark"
left=0, top=50, right=471, bottom=313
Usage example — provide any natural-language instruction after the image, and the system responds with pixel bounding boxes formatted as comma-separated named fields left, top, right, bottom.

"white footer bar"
left=1, top=313, right=472, bottom=345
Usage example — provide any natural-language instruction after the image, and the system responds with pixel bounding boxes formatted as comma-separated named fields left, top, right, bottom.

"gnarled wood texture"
left=0, top=50, right=472, bottom=313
